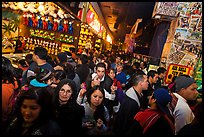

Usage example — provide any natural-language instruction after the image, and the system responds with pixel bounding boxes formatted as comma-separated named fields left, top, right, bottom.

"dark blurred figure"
left=14, top=36, right=25, bottom=53
left=178, top=103, right=202, bottom=136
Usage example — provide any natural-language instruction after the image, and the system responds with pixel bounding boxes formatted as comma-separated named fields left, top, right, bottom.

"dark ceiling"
left=98, top=2, right=156, bottom=42
left=59, top=2, right=155, bottom=43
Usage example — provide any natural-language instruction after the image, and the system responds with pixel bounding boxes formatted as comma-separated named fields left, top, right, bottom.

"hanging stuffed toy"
left=63, top=20, right=68, bottom=33
left=48, top=19, right=53, bottom=31
left=68, top=21, right=74, bottom=34
left=37, top=15, right=43, bottom=29
left=58, top=20, right=64, bottom=32
left=32, top=14, right=38, bottom=28
left=42, top=16, right=48, bottom=30
left=53, top=19, right=58, bottom=31
left=23, top=13, right=29, bottom=25
left=28, top=14, right=33, bottom=27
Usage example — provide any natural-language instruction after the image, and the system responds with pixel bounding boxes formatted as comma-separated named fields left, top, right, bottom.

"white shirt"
left=172, top=93, right=195, bottom=135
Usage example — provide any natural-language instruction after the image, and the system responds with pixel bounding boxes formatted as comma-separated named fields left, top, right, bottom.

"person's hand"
left=54, top=65, right=63, bottom=70
left=79, top=88, right=87, bottom=97
left=96, top=118, right=103, bottom=128
left=111, top=84, right=117, bottom=93
left=83, top=121, right=95, bottom=129
left=21, top=85, right=28, bottom=90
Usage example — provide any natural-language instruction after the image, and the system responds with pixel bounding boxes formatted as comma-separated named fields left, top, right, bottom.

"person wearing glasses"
left=53, top=79, right=84, bottom=135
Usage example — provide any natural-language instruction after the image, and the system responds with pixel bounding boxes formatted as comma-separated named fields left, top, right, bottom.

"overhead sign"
left=165, top=64, right=191, bottom=84
left=61, top=43, right=75, bottom=52
left=155, top=2, right=179, bottom=17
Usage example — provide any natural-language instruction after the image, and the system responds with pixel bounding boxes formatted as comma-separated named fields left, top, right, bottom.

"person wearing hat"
left=127, top=88, right=174, bottom=136
left=169, top=75, right=199, bottom=135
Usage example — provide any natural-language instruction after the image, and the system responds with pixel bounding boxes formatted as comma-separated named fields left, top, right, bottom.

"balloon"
left=77, top=9, right=83, bottom=19
left=86, top=10, right=95, bottom=24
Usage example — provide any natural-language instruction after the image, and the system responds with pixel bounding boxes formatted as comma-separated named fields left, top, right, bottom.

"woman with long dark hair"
left=81, top=85, right=110, bottom=135
left=3, top=87, right=61, bottom=135
left=53, top=79, right=84, bottom=135
left=2, top=56, right=19, bottom=124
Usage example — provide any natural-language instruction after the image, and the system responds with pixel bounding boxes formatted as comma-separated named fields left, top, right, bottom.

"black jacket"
left=112, top=87, right=144, bottom=135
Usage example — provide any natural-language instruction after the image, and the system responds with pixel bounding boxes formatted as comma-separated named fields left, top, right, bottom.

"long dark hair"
left=86, top=85, right=108, bottom=125
left=54, top=78, right=78, bottom=106
left=15, top=87, right=56, bottom=121
left=2, top=56, right=16, bottom=86
left=4, top=87, right=56, bottom=135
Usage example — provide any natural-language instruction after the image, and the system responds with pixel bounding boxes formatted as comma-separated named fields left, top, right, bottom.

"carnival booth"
left=2, top=2, right=81, bottom=59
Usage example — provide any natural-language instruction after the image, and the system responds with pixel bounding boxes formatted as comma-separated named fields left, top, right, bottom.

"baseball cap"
left=175, top=76, right=196, bottom=92
left=154, top=88, right=172, bottom=115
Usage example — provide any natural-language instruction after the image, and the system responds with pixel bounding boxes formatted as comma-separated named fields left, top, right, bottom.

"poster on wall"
left=154, top=2, right=179, bottom=17
left=178, top=16, right=190, bottom=29
left=177, top=2, right=190, bottom=17
left=166, top=2, right=202, bottom=71
left=174, top=28, right=187, bottom=41
left=186, top=29, right=202, bottom=42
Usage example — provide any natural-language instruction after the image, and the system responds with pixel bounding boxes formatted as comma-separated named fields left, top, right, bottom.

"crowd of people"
left=2, top=46, right=202, bottom=135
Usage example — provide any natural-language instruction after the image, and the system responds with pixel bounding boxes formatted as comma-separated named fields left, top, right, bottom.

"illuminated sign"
left=61, top=43, right=75, bottom=52
left=165, top=64, right=191, bottom=84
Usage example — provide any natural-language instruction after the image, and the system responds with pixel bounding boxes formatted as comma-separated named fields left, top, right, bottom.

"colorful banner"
left=166, top=2, right=202, bottom=73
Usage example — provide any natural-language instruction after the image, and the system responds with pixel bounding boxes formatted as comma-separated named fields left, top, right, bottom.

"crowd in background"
left=2, top=46, right=202, bottom=135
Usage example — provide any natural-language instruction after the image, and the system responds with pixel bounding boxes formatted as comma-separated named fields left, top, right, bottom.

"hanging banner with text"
left=165, top=64, right=191, bottom=84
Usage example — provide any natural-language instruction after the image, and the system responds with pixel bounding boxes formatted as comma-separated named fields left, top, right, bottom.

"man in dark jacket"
left=91, top=62, right=116, bottom=116
left=154, top=67, right=167, bottom=89
left=112, top=74, right=148, bottom=135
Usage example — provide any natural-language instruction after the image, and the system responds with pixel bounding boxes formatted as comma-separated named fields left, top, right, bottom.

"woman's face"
left=90, top=89, right=103, bottom=107
left=21, top=99, right=41, bottom=123
left=108, top=69, right=115, bottom=80
left=59, top=84, right=73, bottom=103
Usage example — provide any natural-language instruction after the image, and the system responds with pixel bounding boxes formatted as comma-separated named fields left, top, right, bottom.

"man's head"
left=116, top=63, right=123, bottom=73
left=132, top=74, right=148, bottom=91
left=149, top=88, right=172, bottom=115
left=115, top=55, right=121, bottom=64
left=175, top=76, right=198, bottom=100
left=96, top=62, right=106, bottom=80
left=33, top=47, right=48, bottom=62
left=157, top=67, right=167, bottom=79
left=147, top=70, right=159, bottom=85
left=57, top=52, right=67, bottom=63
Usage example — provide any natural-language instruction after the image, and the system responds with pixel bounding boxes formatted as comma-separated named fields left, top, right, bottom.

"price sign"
left=165, top=64, right=190, bottom=84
